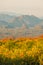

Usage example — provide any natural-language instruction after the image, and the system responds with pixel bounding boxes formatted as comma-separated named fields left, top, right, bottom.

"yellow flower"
left=11, top=55, right=16, bottom=59
left=26, top=51, right=32, bottom=56
left=20, top=52, right=24, bottom=58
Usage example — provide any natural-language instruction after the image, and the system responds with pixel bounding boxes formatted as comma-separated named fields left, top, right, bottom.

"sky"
left=0, top=0, right=43, bottom=17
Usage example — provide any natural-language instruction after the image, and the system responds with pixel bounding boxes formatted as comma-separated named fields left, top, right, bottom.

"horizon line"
left=0, top=11, right=42, bottom=18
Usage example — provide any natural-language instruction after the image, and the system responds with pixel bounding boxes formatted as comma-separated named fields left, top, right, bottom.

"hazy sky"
left=0, top=0, right=43, bottom=17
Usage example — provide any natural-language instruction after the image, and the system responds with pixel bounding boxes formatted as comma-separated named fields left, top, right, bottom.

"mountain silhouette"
left=0, top=13, right=43, bottom=39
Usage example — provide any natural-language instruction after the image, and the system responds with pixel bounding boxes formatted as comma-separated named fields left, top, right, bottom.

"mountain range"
left=0, top=13, right=43, bottom=39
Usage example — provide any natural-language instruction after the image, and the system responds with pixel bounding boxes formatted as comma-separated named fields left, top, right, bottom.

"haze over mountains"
left=0, top=13, right=43, bottom=39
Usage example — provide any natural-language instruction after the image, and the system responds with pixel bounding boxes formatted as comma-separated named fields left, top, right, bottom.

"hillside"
left=0, top=14, right=43, bottom=39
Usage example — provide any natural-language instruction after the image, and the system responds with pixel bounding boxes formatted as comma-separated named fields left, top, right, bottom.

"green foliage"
left=5, top=40, right=15, bottom=50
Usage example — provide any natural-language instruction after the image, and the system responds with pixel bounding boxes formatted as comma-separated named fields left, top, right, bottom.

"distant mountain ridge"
left=0, top=13, right=43, bottom=39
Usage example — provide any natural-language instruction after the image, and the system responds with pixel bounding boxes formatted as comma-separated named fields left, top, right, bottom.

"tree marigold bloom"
left=20, top=52, right=24, bottom=58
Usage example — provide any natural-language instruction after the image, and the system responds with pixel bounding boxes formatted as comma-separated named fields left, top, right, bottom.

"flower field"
left=0, top=37, right=43, bottom=65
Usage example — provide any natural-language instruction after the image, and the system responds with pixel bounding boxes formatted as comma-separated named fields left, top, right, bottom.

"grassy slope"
left=0, top=37, right=43, bottom=65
